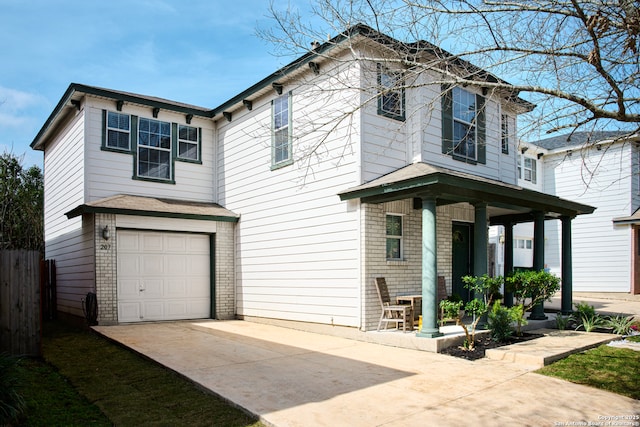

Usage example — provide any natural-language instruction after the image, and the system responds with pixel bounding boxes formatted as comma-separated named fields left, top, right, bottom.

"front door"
left=452, top=222, right=474, bottom=303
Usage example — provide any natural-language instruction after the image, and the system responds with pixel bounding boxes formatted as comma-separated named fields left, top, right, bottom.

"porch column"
left=417, top=196, right=443, bottom=338
left=561, top=216, right=573, bottom=314
left=529, top=210, right=548, bottom=320
left=473, top=203, right=488, bottom=326
left=503, top=221, right=514, bottom=307
left=473, top=203, right=488, bottom=277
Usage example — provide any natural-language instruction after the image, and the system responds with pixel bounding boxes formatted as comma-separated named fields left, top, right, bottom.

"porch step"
left=484, top=328, right=619, bottom=368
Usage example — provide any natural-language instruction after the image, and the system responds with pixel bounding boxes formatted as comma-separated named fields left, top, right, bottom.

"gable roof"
left=533, top=131, right=636, bottom=151
left=31, top=24, right=533, bottom=151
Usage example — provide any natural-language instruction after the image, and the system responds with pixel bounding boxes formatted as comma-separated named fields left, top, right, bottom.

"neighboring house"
left=538, top=132, right=639, bottom=294
left=492, top=131, right=640, bottom=295
left=31, top=25, right=594, bottom=333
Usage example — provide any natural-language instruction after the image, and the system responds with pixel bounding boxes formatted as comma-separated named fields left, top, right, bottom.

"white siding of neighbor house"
left=83, top=97, right=215, bottom=203
left=42, top=107, right=94, bottom=318
left=543, top=142, right=633, bottom=292
left=217, top=56, right=362, bottom=327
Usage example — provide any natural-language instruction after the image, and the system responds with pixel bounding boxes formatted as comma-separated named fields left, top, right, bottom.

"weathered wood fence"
left=0, top=250, right=41, bottom=356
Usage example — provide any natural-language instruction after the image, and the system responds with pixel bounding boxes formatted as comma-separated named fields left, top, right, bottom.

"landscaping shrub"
left=487, top=301, right=518, bottom=342
left=505, top=269, right=560, bottom=336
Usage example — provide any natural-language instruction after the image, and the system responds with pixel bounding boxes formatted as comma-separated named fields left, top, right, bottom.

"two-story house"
left=537, top=132, right=639, bottom=294
left=31, top=25, right=594, bottom=335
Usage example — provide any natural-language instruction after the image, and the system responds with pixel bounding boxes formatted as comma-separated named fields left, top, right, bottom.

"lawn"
left=12, top=320, right=265, bottom=426
left=537, top=343, right=640, bottom=400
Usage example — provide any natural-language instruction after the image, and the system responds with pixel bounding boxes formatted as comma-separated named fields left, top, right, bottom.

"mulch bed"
left=440, top=332, right=544, bottom=361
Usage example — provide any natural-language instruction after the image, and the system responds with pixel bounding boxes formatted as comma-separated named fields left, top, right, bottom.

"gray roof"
left=533, top=131, right=634, bottom=150
left=65, top=194, right=239, bottom=222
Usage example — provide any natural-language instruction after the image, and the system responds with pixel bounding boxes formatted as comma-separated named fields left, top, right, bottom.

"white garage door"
left=117, top=230, right=211, bottom=322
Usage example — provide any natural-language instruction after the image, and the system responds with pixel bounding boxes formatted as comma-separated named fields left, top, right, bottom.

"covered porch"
left=339, top=162, right=595, bottom=337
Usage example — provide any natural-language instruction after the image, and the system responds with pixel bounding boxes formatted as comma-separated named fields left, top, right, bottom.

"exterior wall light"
left=102, top=225, right=110, bottom=241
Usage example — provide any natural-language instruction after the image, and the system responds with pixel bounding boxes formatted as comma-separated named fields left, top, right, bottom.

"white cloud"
left=0, top=87, right=48, bottom=116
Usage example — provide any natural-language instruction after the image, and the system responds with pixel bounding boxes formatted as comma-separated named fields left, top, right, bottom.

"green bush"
left=573, top=301, right=596, bottom=318
left=0, top=353, right=26, bottom=425
left=505, top=269, right=560, bottom=335
left=487, top=301, right=518, bottom=342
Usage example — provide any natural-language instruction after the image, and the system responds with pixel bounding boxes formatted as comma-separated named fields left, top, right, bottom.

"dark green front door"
left=452, top=222, right=474, bottom=303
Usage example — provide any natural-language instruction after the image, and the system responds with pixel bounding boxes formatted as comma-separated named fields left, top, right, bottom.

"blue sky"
left=0, top=0, right=311, bottom=167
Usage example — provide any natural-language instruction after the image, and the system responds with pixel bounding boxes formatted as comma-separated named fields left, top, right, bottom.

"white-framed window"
left=272, top=93, right=292, bottom=167
left=177, top=124, right=199, bottom=161
left=514, top=238, right=533, bottom=249
left=501, top=114, right=509, bottom=154
left=377, top=63, right=405, bottom=121
left=386, top=214, right=403, bottom=260
left=106, top=111, right=130, bottom=150
left=523, top=157, right=537, bottom=184
left=138, top=117, right=171, bottom=180
left=452, top=87, right=478, bottom=160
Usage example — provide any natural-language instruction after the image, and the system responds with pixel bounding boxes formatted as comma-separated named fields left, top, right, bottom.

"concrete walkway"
left=94, top=320, right=640, bottom=427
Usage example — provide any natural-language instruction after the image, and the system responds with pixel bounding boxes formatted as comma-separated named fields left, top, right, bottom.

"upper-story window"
left=518, top=155, right=537, bottom=184
left=501, top=114, right=509, bottom=154
left=385, top=214, right=403, bottom=260
left=106, top=111, right=130, bottom=150
left=138, top=118, right=171, bottom=180
left=272, top=93, right=292, bottom=168
left=441, top=85, right=486, bottom=164
left=177, top=125, right=200, bottom=162
left=377, top=64, right=405, bottom=121
left=523, top=157, right=537, bottom=184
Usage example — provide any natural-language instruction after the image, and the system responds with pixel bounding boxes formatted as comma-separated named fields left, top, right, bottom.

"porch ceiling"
left=338, top=162, right=595, bottom=223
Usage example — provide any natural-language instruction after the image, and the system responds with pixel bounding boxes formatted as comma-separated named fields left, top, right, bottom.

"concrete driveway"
left=94, top=320, right=640, bottom=427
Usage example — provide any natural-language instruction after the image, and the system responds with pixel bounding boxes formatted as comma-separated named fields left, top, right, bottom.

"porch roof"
left=338, top=162, right=595, bottom=223
left=613, top=208, right=640, bottom=225
left=65, top=194, right=239, bottom=222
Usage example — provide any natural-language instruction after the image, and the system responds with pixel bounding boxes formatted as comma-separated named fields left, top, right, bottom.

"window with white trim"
left=386, top=214, right=403, bottom=260
left=501, top=114, right=509, bottom=154
left=177, top=124, right=199, bottom=161
left=138, top=118, right=171, bottom=180
left=523, top=157, right=537, bottom=184
left=514, top=238, right=533, bottom=249
left=377, top=64, right=405, bottom=121
left=453, top=87, right=478, bottom=160
left=272, top=93, right=292, bottom=167
left=106, top=111, right=130, bottom=150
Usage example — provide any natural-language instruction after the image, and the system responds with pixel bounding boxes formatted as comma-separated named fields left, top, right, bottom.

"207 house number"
left=100, top=243, right=111, bottom=250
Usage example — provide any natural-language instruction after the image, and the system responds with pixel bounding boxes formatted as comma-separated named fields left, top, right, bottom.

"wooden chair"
left=374, top=277, right=412, bottom=332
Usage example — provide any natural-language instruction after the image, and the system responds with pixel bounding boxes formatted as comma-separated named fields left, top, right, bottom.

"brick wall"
left=95, top=213, right=117, bottom=324
left=214, top=221, right=236, bottom=319
left=360, top=200, right=476, bottom=331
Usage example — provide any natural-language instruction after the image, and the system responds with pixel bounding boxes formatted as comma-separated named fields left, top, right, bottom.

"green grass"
left=15, top=358, right=111, bottom=426
left=13, top=320, right=265, bottom=426
left=537, top=344, right=640, bottom=400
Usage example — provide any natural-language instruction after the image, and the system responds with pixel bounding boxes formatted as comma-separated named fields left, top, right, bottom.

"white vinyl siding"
left=42, top=109, right=95, bottom=318
left=85, top=98, right=215, bottom=203
left=543, top=143, right=633, bottom=292
left=217, top=66, right=361, bottom=327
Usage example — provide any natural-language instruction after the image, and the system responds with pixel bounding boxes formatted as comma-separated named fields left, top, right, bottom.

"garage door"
left=117, top=230, right=211, bottom=322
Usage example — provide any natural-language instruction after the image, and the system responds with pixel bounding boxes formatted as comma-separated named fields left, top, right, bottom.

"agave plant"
left=604, top=314, right=635, bottom=335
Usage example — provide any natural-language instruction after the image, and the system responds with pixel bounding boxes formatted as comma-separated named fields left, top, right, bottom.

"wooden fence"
left=0, top=250, right=41, bottom=356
